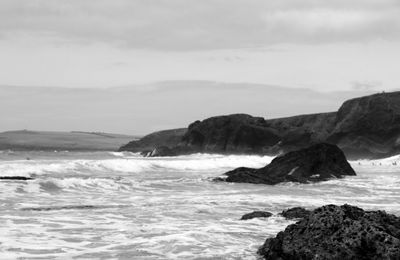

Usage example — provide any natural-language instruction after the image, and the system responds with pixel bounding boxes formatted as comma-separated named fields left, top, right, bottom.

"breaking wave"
left=0, top=154, right=273, bottom=177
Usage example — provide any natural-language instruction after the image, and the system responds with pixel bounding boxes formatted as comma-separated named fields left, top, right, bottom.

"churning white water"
left=0, top=151, right=399, bottom=259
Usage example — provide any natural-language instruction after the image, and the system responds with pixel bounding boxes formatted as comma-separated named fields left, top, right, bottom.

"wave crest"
left=0, top=154, right=273, bottom=176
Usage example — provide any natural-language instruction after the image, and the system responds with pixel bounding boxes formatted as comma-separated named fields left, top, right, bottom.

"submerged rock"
left=280, top=207, right=311, bottom=220
left=241, top=211, right=273, bottom=220
left=258, top=204, right=400, bottom=260
left=224, top=143, right=356, bottom=185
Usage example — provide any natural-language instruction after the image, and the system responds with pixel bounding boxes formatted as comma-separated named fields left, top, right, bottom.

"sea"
left=0, top=150, right=399, bottom=259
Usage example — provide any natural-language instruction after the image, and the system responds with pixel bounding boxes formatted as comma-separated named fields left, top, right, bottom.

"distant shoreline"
left=0, top=130, right=140, bottom=152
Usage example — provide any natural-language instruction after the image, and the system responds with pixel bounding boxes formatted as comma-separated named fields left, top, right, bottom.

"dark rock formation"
left=241, top=211, right=273, bottom=220
left=119, top=128, right=187, bottom=153
left=258, top=204, right=400, bottom=260
left=328, top=92, right=400, bottom=159
left=119, top=91, right=400, bottom=159
left=0, top=176, right=33, bottom=180
left=265, top=92, right=400, bottom=159
left=224, top=143, right=356, bottom=184
left=280, top=207, right=311, bottom=220
left=180, top=114, right=280, bottom=154
left=265, top=112, right=337, bottom=151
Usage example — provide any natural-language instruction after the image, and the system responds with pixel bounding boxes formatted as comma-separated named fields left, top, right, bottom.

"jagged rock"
left=241, top=211, right=273, bottom=220
left=258, top=204, right=400, bottom=260
left=280, top=207, right=311, bottom=219
left=224, top=143, right=356, bottom=185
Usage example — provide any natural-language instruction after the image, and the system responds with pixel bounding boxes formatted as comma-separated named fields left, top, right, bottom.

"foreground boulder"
left=224, top=143, right=356, bottom=185
left=241, top=211, right=273, bottom=220
left=258, top=204, right=400, bottom=260
left=280, top=207, right=311, bottom=220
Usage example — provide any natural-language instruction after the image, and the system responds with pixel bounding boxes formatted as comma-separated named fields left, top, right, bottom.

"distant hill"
left=0, top=130, right=140, bottom=151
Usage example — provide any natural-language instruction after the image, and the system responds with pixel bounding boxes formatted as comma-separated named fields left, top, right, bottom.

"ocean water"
left=0, top=150, right=399, bottom=259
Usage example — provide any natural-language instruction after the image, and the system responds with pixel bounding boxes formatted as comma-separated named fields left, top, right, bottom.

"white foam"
left=0, top=154, right=273, bottom=176
left=1, top=151, right=400, bottom=259
left=108, top=151, right=141, bottom=157
left=43, top=177, right=140, bottom=192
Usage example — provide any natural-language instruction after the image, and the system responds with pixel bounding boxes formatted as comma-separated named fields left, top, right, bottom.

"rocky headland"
left=119, top=91, right=400, bottom=159
left=119, top=128, right=187, bottom=154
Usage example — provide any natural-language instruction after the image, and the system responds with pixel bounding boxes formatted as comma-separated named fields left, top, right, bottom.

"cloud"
left=0, top=0, right=399, bottom=50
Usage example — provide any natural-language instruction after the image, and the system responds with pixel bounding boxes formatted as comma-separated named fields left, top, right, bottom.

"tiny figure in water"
left=26, top=157, right=30, bottom=160
left=358, top=162, right=361, bottom=165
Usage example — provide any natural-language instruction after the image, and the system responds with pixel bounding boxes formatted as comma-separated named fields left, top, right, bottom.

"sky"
left=0, top=0, right=399, bottom=133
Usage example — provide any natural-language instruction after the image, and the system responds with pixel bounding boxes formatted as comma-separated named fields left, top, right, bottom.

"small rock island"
left=223, top=143, right=356, bottom=185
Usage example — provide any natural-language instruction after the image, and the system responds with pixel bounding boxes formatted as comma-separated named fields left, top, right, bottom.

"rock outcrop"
left=119, top=91, right=400, bottom=159
left=180, top=114, right=281, bottom=154
left=265, top=112, right=337, bottom=151
left=118, top=128, right=187, bottom=153
left=280, top=207, right=311, bottom=220
left=258, top=204, right=400, bottom=260
left=224, top=143, right=356, bottom=185
left=241, top=211, right=273, bottom=220
left=327, top=92, right=400, bottom=159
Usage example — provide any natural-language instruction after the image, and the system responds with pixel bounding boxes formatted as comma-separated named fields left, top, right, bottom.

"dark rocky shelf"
left=258, top=204, right=400, bottom=260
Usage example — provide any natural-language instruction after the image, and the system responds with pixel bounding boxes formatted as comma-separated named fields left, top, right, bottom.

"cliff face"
left=265, top=112, right=337, bottom=151
left=328, top=92, right=400, bottom=158
left=119, top=91, right=400, bottom=159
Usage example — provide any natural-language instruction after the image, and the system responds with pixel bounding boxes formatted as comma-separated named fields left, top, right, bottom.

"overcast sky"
left=0, top=1, right=399, bottom=133
left=0, top=0, right=399, bottom=91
